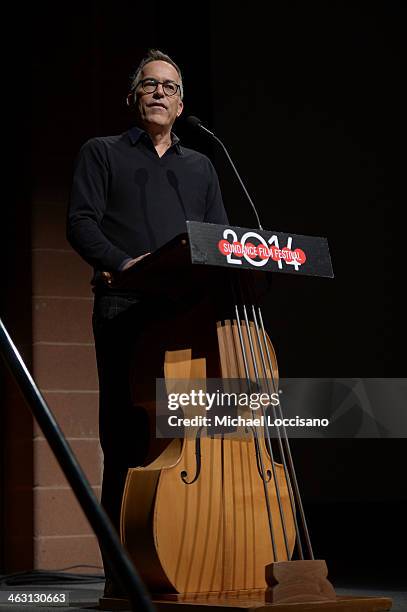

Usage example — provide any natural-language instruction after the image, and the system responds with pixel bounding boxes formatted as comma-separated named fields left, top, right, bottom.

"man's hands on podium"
left=102, top=253, right=150, bottom=286
left=121, top=253, right=151, bottom=271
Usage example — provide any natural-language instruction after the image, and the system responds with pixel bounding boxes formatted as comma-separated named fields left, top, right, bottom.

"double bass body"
left=101, top=231, right=393, bottom=611
left=121, top=295, right=296, bottom=595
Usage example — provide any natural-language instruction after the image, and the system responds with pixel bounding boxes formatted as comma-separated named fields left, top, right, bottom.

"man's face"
left=135, top=60, right=183, bottom=132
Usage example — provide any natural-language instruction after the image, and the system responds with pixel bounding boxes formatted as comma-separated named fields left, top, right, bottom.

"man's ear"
left=176, top=100, right=184, bottom=118
left=126, top=91, right=136, bottom=107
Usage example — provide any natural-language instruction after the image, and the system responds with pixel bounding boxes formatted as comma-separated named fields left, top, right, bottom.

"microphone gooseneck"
left=186, top=116, right=263, bottom=230
left=167, top=169, right=187, bottom=219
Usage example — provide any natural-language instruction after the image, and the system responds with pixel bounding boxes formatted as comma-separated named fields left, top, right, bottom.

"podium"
left=100, top=223, right=391, bottom=611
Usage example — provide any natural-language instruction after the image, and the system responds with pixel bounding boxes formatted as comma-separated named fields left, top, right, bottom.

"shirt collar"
left=128, top=126, right=182, bottom=155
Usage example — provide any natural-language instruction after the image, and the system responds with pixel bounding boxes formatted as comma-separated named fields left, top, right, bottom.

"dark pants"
left=92, top=294, right=150, bottom=579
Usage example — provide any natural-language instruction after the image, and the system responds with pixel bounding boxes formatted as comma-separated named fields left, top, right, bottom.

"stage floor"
left=0, top=579, right=405, bottom=611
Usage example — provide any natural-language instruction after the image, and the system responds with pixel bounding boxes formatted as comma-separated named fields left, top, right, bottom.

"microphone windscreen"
left=186, top=115, right=202, bottom=129
left=166, top=169, right=178, bottom=189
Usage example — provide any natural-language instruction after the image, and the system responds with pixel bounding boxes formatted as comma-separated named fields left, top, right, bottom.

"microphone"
left=186, top=116, right=263, bottom=230
left=186, top=115, right=215, bottom=137
left=167, top=169, right=187, bottom=219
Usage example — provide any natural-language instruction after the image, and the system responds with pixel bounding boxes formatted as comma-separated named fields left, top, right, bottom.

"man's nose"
left=153, top=84, right=165, bottom=97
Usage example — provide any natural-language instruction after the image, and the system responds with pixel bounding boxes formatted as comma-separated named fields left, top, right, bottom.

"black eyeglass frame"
left=136, top=78, right=181, bottom=97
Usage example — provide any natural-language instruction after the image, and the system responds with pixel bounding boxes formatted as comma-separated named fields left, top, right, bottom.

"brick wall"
left=31, top=195, right=102, bottom=571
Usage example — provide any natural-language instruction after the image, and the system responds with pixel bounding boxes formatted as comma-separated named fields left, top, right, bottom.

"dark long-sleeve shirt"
left=67, top=126, right=228, bottom=283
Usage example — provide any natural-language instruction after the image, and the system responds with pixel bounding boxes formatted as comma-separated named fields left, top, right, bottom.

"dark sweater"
left=67, top=126, right=228, bottom=279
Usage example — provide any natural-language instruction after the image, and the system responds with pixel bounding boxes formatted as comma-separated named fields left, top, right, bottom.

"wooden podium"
left=100, top=223, right=392, bottom=612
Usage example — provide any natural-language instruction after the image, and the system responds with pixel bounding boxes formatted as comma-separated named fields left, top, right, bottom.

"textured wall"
left=31, top=194, right=102, bottom=570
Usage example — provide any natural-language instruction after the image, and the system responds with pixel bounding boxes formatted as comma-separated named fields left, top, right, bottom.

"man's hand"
left=101, top=253, right=150, bottom=286
left=121, top=253, right=151, bottom=271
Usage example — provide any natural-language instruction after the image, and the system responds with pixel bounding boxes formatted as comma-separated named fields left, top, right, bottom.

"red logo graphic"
left=218, top=236, right=307, bottom=268
left=270, top=246, right=306, bottom=264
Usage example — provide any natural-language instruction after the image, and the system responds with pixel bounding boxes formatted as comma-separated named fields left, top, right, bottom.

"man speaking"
left=67, top=49, right=228, bottom=596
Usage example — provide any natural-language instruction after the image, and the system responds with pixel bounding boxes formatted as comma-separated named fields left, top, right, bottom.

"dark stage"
left=1, top=0, right=406, bottom=608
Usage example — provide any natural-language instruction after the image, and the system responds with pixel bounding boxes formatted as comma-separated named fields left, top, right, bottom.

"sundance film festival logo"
left=217, top=228, right=306, bottom=270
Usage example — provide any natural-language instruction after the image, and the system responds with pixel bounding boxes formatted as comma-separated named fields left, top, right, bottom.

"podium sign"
left=187, top=221, right=334, bottom=278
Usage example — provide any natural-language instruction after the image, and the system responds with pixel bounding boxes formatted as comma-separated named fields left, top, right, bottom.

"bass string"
left=255, top=301, right=314, bottom=561
left=245, top=272, right=308, bottom=559
left=241, top=303, right=292, bottom=561
left=247, top=275, right=313, bottom=559
left=249, top=303, right=303, bottom=560
left=229, top=273, right=279, bottom=562
left=220, top=277, right=262, bottom=586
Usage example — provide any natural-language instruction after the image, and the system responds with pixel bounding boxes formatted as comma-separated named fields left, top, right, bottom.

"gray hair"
left=130, top=49, right=184, bottom=100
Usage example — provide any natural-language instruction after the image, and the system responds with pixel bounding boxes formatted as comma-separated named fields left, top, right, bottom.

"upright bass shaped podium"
left=100, top=222, right=392, bottom=612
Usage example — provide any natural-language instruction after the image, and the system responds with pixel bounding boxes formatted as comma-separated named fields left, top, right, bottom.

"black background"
left=3, top=1, right=406, bottom=582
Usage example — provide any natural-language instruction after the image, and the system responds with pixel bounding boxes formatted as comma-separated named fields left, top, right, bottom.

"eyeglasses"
left=137, top=78, right=181, bottom=97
